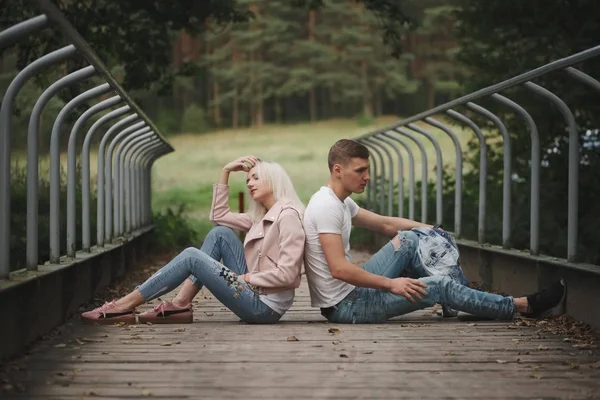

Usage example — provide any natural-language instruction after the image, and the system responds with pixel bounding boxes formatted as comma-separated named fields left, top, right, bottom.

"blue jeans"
left=137, top=226, right=281, bottom=323
left=327, top=231, right=515, bottom=323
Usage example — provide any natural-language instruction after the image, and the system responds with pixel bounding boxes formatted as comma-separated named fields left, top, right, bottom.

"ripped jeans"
left=137, top=226, right=281, bottom=323
left=326, top=231, right=515, bottom=323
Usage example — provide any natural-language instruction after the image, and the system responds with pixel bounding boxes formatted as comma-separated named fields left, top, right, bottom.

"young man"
left=303, top=139, right=566, bottom=323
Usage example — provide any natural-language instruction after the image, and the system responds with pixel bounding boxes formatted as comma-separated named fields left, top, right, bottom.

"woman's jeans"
left=137, top=226, right=281, bottom=323
left=327, top=231, right=515, bottom=324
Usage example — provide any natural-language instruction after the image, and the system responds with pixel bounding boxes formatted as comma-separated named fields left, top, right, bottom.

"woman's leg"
left=172, top=226, right=247, bottom=306
left=134, top=247, right=278, bottom=323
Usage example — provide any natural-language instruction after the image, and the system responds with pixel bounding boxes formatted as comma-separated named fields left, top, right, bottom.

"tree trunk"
left=213, top=81, right=221, bottom=127
left=275, top=97, right=282, bottom=124
left=361, top=60, right=373, bottom=118
left=375, top=88, right=383, bottom=117
left=308, top=10, right=317, bottom=122
left=233, top=85, right=239, bottom=129
left=426, top=79, right=435, bottom=108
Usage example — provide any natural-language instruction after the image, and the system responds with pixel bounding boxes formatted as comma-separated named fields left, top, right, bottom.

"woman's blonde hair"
left=246, top=161, right=305, bottom=222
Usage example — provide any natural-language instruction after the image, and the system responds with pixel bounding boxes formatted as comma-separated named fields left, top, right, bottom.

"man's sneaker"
left=521, top=279, right=567, bottom=319
left=138, top=301, right=193, bottom=324
left=81, top=301, right=136, bottom=325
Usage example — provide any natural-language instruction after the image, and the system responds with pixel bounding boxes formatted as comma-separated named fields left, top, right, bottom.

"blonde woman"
left=82, top=156, right=306, bottom=324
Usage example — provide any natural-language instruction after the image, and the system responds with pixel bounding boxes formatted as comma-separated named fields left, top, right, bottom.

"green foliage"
left=180, top=104, right=210, bottom=134
left=356, top=113, right=375, bottom=127
left=9, top=163, right=97, bottom=271
left=451, top=0, right=600, bottom=263
left=148, top=205, right=200, bottom=253
left=0, top=0, right=250, bottom=94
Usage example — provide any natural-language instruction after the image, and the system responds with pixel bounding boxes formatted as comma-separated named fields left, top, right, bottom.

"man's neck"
left=327, top=180, right=352, bottom=202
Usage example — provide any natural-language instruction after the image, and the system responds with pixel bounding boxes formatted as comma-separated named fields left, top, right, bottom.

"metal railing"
left=0, top=0, right=174, bottom=279
left=355, top=44, right=600, bottom=263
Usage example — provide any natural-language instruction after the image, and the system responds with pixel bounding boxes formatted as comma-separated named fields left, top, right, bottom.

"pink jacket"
left=209, top=184, right=305, bottom=294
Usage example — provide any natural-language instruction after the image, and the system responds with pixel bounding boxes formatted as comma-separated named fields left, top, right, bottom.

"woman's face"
left=246, top=166, right=272, bottom=204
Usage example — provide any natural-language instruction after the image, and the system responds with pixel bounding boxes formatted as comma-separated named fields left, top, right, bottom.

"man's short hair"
left=327, top=139, right=370, bottom=171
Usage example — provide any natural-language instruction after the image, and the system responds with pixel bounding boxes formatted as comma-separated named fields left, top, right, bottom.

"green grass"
left=151, top=117, right=475, bottom=236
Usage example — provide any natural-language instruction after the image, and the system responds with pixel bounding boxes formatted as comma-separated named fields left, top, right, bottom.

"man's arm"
left=319, top=233, right=392, bottom=290
left=319, top=233, right=428, bottom=303
left=352, top=208, right=431, bottom=237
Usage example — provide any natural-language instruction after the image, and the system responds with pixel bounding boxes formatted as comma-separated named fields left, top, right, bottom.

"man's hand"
left=388, top=278, right=428, bottom=303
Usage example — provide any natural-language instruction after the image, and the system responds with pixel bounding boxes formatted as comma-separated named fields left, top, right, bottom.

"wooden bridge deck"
left=2, top=257, right=600, bottom=399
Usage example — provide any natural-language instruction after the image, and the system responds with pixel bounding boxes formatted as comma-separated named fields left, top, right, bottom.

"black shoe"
left=521, top=279, right=567, bottom=319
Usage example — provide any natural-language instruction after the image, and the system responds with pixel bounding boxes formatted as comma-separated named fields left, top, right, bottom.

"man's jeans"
left=137, top=226, right=281, bottom=323
left=326, top=231, right=515, bottom=323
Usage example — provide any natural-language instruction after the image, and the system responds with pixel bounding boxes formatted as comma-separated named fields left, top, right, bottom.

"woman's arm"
left=244, top=209, right=305, bottom=288
left=209, top=156, right=259, bottom=232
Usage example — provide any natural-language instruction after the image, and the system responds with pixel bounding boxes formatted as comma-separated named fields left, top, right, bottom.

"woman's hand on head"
left=223, top=155, right=260, bottom=173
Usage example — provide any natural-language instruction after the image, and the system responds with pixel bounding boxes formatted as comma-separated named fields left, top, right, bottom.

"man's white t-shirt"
left=303, top=186, right=360, bottom=308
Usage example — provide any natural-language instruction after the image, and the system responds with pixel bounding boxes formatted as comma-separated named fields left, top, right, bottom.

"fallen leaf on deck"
left=173, top=328, right=186, bottom=332
left=443, top=351, right=455, bottom=356
left=78, top=337, right=104, bottom=343
left=563, top=361, right=580, bottom=369
left=530, top=373, right=543, bottom=379
left=496, top=359, right=507, bottom=364
left=328, top=328, right=341, bottom=335
left=573, top=343, right=597, bottom=349
left=142, top=389, right=152, bottom=396
left=160, top=342, right=172, bottom=347
left=173, top=341, right=181, bottom=345
left=54, top=344, right=67, bottom=348
left=287, top=336, right=299, bottom=341
left=339, top=354, right=348, bottom=358
left=362, top=351, right=373, bottom=354
left=205, top=312, right=214, bottom=316
left=332, top=341, right=340, bottom=345
left=589, top=361, right=600, bottom=369
left=537, top=345, right=549, bottom=351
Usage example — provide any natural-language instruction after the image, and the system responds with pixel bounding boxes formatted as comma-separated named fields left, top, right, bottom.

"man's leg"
left=361, top=231, right=426, bottom=279
left=329, top=275, right=515, bottom=323
left=172, top=226, right=247, bottom=306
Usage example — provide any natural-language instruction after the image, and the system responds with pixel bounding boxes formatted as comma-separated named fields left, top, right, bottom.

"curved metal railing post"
left=50, top=83, right=112, bottom=261
left=491, top=94, right=540, bottom=255
left=82, top=106, right=132, bottom=249
left=407, top=123, right=444, bottom=225
left=0, top=15, right=48, bottom=49
left=66, top=92, right=119, bottom=257
left=101, top=119, right=145, bottom=242
left=423, top=117, right=464, bottom=237
left=131, top=140, right=162, bottom=229
left=465, top=102, right=512, bottom=248
left=120, top=133, right=156, bottom=234
left=110, top=127, right=152, bottom=237
left=380, top=131, right=416, bottom=220
left=364, top=138, right=394, bottom=216
left=446, top=109, right=488, bottom=244
left=373, top=134, right=404, bottom=217
left=0, top=45, right=77, bottom=277
left=395, top=127, right=429, bottom=223
left=358, top=140, right=380, bottom=212
left=141, top=147, right=170, bottom=225
left=26, top=66, right=95, bottom=269
left=524, top=82, right=578, bottom=262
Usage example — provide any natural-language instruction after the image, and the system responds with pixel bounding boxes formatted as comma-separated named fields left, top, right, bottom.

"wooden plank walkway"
left=2, top=252, right=600, bottom=399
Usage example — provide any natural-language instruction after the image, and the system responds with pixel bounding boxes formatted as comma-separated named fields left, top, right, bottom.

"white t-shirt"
left=303, top=186, right=360, bottom=308
left=259, top=290, right=293, bottom=316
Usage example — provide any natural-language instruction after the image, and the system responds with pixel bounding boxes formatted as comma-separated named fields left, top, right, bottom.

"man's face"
left=335, top=157, right=370, bottom=194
